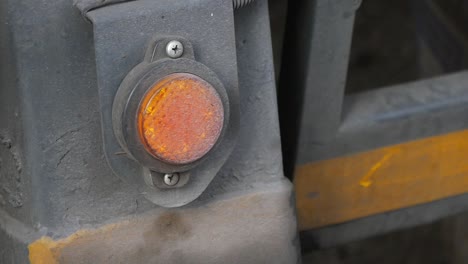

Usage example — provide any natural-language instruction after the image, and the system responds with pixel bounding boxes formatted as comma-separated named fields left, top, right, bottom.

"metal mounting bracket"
left=84, top=0, right=239, bottom=207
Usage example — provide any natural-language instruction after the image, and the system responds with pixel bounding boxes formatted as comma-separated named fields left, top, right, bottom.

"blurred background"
left=271, top=0, right=468, bottom=263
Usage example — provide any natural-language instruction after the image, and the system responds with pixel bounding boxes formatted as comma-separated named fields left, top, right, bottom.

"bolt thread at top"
left=233, top=0, right=255, bottom=9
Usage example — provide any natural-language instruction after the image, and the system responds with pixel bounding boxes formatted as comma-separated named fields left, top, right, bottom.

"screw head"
left=165, top=40, right=184, bottom=59
left=163, top=173, right=180, bottom=186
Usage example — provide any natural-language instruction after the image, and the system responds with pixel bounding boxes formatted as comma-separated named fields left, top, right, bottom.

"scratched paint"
left=295, top=129, right=468, bottom=230
left=29, top=237, right=57, bottom=264
left=359, top=149, right=399, bottom=188
left=28, top=224, right=128, bottom=264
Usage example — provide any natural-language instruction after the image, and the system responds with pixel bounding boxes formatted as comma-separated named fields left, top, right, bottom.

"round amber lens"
left=138, top=73, right=224, bottom=164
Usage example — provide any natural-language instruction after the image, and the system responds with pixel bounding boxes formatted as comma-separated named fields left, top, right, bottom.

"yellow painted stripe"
left=295, top=129, right=468, bottom=230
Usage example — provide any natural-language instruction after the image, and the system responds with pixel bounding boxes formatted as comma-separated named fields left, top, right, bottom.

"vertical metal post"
left=279, top=0, right=361, bottom=175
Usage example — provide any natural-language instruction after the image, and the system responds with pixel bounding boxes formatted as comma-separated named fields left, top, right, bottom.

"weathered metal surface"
left=296, top=128, right=468, bottom=230
left=297, top=70, right=468, bottom=164
left=88, top=0, right=240, bottom=207
left=73, top=0, right=257, bottom=19
left=292, top=33, right=468, bottom=250
left=0, top=0, right=29, bottom=225
left=0, top=208, right=41, bottom=263
left=0, top=0, right=298, bottom=262
left=278, top=0, right=361, bottom=176
left=73, top=0, right=128, bottom=16
left=28, top=182, right=297, bottom=264
left=295, top=71, right=468, bottom=246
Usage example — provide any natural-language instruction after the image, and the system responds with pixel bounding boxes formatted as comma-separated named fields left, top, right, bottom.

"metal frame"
left=279, top=0, right=468, bottom=250
left=279, top=0, right=362, bottom=177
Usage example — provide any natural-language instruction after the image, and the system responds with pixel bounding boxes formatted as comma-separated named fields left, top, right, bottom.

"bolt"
left=163, top=173, right=180, bottom=186
left=165, top=40, right=184, bottom=58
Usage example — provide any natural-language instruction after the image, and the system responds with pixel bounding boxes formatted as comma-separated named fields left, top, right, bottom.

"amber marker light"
left=137, top=73, right=224, bottom=165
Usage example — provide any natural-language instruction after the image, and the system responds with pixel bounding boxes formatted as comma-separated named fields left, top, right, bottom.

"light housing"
left=110, top=37, right=238, bottom=207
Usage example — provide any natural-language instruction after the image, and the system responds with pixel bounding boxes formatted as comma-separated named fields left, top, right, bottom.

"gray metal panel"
left=296, top=0, right=361, bottom=144
left=207, top=0, right=286, bottom=192
left=0, top=229, right=29, bottom=263
left=0, top=0, right=30, bottom=223
left=297, top=70, right=468, bottom=164
left=74, top=0, right=128, bottom=15
left=1, top=0, right=292, bottom=228
left=0, top=207, right=43, bottom=262
left=87, top=0, right=240, bottom=207
left=0, top=0, right=298, bottom=262
left=4, top=0, right=149, bottom=230
left=279, top=0, right=361, bottom=176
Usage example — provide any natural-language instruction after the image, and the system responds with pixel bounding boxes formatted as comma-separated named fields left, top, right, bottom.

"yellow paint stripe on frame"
left=295, top=129, right=468, bottom=230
